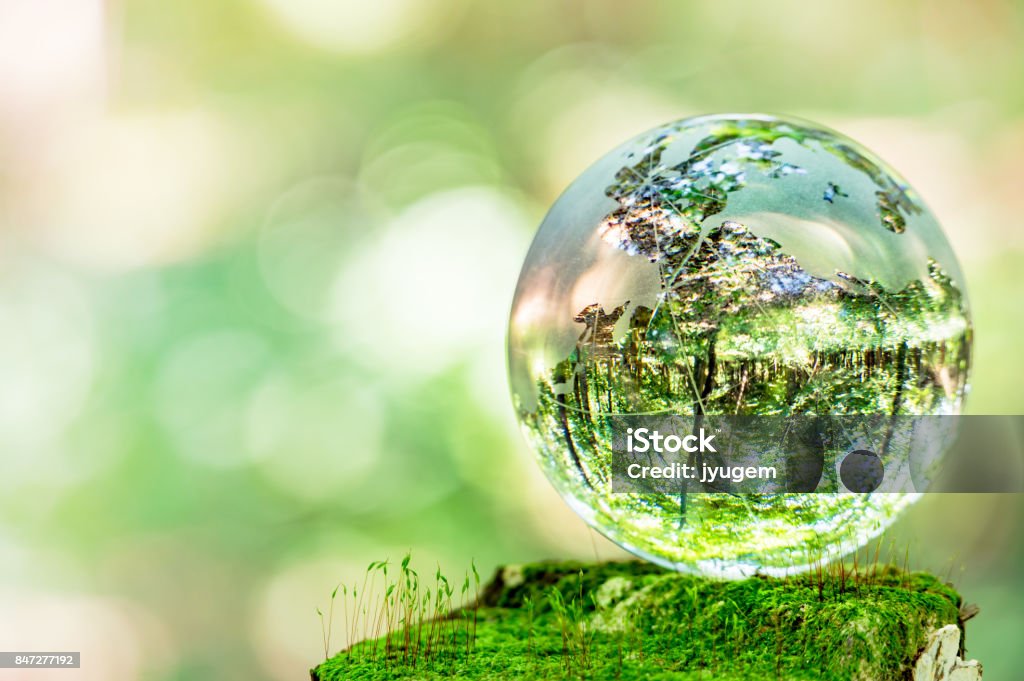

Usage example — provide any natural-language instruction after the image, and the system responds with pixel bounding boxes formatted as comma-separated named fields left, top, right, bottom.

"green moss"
left=312, top=561, right=963, bottom=681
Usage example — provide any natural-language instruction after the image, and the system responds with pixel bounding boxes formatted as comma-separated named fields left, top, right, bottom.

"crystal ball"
left=507, top=114, right=971, bottom=576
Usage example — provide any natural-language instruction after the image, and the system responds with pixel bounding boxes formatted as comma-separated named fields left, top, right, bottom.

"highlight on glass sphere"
left=507, top=113, right=971, bottom=577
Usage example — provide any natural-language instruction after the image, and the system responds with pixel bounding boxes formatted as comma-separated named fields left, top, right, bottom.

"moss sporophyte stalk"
left=506, top=113, right=971, bottom=577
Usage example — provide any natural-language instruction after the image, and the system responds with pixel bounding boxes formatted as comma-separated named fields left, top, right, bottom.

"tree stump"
left=312, top=560, right=982, bottom=680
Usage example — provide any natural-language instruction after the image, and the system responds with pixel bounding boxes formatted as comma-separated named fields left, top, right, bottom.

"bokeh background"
left=0, top=1, right=1022, bottom=679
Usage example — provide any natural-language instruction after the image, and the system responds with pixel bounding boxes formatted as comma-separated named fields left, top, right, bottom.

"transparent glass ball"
left=507, top=114, right=971, bottom=576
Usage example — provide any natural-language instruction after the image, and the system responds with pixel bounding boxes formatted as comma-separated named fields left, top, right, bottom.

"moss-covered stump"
left=311, top=561, right=981, bottom=681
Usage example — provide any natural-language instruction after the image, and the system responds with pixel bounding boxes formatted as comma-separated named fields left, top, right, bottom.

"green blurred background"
left=0, top=1, right=1021, bottom=679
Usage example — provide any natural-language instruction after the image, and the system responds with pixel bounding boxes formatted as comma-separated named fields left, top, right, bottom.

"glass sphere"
left=507, top=114, right=971, bottom=577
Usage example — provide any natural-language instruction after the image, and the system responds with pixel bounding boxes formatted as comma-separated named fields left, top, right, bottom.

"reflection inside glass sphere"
left=507, top=114, right=972, bottom=577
